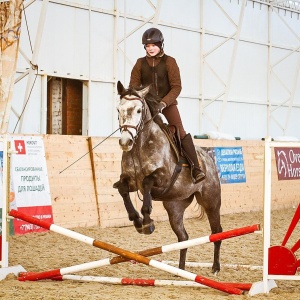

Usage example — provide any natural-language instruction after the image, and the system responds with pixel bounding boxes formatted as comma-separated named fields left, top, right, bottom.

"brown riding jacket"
left=129, top=53, right=182, bottom=107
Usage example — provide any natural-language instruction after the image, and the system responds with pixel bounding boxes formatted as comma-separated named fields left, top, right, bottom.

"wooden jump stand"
left=249, top=137, right=300, bottom=296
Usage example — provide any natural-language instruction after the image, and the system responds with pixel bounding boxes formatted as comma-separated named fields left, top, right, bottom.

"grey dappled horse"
left=113, top=81, right=222, bottom=273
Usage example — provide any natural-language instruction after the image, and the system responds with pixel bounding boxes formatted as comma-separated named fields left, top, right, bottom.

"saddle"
left=161, top=123, right=189, bottom=166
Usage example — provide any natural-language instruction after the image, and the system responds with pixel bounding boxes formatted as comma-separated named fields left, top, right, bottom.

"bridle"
left=118, top=95, right=157, bottom=142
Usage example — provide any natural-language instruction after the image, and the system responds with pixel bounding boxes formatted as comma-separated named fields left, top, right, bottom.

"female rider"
left=129, top=28, right=205, bottom=183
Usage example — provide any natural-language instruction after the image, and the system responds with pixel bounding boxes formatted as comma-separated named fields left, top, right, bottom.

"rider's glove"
left=157, top=102, right=166, bottom=113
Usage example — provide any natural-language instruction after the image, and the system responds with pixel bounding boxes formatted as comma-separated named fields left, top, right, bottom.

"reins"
left=59, top=94, right=159, bottom=175
left=59, top=127, right=120, bottom=174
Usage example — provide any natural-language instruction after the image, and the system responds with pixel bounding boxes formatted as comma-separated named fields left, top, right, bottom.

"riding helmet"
left=142, top=28, right=164, bottom=45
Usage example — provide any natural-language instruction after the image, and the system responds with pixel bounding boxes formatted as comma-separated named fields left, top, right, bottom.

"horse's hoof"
left=142, top=220, right=155, bottom=235
left=133, top=218, right=143, bottom=234
left=212, top=265, right=220, bottom=276
left=135, top=226, right=143, bottom=234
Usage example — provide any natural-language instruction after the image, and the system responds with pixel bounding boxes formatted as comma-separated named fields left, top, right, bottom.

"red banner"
left=12, top=206, right=53, bottom=235
left=275, top=147, right=300, bottom=180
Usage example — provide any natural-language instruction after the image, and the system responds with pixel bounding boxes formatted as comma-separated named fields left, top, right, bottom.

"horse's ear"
left=117, top=81, right=126, bottom=95
left=137, top=84, right=151, bottom=98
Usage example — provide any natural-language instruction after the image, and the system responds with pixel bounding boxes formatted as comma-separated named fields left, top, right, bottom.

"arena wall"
left=41, top=135, right=299, bottom=229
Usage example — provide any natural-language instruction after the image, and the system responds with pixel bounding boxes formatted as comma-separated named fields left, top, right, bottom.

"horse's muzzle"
left=119, top=136, right=133, bottom=151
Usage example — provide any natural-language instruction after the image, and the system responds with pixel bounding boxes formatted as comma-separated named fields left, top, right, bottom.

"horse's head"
left=117, top=81, right=151, bottom=151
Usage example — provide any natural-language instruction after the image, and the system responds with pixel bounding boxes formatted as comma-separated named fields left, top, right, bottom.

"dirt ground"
left=1, top=207, right=299, bottom=300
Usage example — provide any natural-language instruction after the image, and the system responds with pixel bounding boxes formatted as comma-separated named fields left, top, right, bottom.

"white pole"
left=263, top=137, right=272, bottom=293
left=162, top=261, right=262, bottom=271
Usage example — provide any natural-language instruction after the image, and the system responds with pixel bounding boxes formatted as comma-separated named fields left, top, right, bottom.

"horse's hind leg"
left=113, top=179, right=143, bottom=234
left=163, top=196, right=193, bottom=270
left=205, top=206, right=223, bottom=274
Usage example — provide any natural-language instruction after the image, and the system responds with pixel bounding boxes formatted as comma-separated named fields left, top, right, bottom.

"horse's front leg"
left=113, top=179, right=143, bottom=234
left=141, top=175, right=156, bottom=235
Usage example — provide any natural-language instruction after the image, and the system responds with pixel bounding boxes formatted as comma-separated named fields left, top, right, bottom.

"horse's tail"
left=192, top=202, right=205, bottom=220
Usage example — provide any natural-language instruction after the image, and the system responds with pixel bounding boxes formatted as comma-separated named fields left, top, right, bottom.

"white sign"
left=10, top=136, right=51, bottom=208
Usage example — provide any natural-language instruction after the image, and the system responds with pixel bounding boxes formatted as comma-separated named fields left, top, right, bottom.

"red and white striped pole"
left=10, top=209, right=258, bottom=295
left=51, top=274, right=252, bottom=291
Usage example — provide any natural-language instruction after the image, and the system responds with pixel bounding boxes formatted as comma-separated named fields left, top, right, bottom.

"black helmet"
left=142, top=28, right=164, bottom=45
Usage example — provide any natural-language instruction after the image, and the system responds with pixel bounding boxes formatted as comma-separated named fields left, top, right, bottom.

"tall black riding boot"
left=181, top=133, right=206, bottom=183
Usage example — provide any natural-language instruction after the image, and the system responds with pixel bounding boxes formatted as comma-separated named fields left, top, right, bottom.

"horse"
left=113, top=81, right=222, bottom=273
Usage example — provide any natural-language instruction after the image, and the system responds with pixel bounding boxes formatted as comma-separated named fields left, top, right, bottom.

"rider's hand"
left=157, top=102, right=166, bottom=113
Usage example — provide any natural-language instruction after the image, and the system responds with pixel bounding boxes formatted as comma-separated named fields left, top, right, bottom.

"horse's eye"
left=137, top=109, right=142, bottom=114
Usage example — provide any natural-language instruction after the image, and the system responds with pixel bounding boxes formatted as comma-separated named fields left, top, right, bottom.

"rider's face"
left=145, top=44, right=161, bottom=56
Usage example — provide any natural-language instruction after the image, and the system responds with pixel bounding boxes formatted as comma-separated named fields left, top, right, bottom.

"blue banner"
left=214, top=147, right=246, bottom=184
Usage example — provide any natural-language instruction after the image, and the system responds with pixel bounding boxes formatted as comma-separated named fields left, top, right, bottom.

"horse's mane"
left=144, top=88, right=165, bottom=127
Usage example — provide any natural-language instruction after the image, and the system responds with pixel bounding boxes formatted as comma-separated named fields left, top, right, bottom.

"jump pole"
left=18, top=222, right=260, bottom=287
left=51, top=274, right=253, bottom=291
left=161, top=261, right=263, bottom=270
left=18, top=222, right=260, bottom=281
left=10, top=209, right=246, bottom=295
